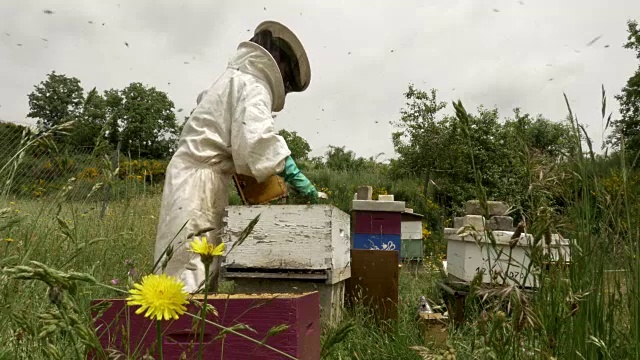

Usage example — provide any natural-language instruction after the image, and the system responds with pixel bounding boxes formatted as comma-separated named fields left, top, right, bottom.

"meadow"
left=1, top=149, right=638, bottom=359
left=0, top=97, right=638, bottom=360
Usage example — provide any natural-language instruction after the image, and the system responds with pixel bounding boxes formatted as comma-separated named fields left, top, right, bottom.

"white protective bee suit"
left=154, top=22, right=311, bottom=293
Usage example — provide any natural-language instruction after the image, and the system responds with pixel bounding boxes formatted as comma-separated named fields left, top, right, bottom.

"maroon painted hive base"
left=89, top=292, right=320, bottom=360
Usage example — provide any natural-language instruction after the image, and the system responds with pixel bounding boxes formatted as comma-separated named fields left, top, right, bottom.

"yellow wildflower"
left=3, top=238, right=15, bottom=243
left=126, top=273, right=189, bottom=321
left=189, top=237, right=225, bottom=264
left=9, top=202, right=15, bottom=205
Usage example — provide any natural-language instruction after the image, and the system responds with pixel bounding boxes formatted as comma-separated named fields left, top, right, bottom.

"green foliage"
left=106, top=82, right=179, bottom=159
left=25, top=72, right=180, bottom=159
left=277, top=129, right=311, bottom=161
left=609, top=19, right=640, bottom=154
left=324, top=145, right=366, bottom=171
left=391, top=84, right=573, bottom=217
left=0, top=122, right=33, bottom=160
left=27, top=71, right=84, bottom=132
left=69, top=88, right=108, bottom=150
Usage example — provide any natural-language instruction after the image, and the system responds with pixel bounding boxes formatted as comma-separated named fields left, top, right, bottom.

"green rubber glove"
left=278, top=156, right=318, bottom=200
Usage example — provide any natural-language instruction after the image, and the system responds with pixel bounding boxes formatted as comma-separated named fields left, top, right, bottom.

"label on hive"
left=352, top=233, right=401, bottom=259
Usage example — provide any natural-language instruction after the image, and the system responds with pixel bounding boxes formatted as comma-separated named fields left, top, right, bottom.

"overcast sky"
left=1, top=0, right=639, bottom=160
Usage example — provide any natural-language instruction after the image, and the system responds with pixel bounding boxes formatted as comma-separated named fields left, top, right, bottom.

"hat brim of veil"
left=254, top=20, right=311, bottom=92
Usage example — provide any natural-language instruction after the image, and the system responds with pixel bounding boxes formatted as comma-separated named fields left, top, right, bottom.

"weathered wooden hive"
left=221, top=204, right=351, bottom=327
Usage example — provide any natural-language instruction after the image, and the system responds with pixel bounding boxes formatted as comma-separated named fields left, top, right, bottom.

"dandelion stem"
left=198, top=262, right=210, bottom=360
left=157, top=320, right=163, bottom=360
left=96, top=283, right=128, bottom=294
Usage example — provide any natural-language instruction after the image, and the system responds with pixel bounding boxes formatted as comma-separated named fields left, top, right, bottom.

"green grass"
left=1, top=96, right=638, bottom=360
left=1, top=156, right=638, bottom=359
left=0, top=193, right=447, bottom=359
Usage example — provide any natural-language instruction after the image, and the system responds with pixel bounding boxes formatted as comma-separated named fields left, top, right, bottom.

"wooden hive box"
left=222, top=205, right=351, bottom=273
left=350, top=199, right=405, bottom=260
left=418, top=313, right=449, bottom=348
left=230, top=278, right=346, bottom=328
left=89, top=292, right=321, bottom=360
left=345, top=249, right=399, bottom=323
left=445, top=223, right=571, bottom=287
left=401, top=211, right=424, bottom=261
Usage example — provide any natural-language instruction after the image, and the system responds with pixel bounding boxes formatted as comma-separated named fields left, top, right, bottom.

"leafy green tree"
left=504, top=108, right=571, bottom=158
left=106, top=83, right=179, bottom=158
left=278, top=129, right=311, bottom=161
left=609, top=19, right=640, bottom=154
left=391, top=85, right=448, bottom=178
left=390, top=84, right=572, bottom=214
left=324, top=145, right=366, bottom=171
left=27, top=71, right=84, bottom=131
left=69, top=88, right=108, bottom=151
left=0, top=122, right=33, bottom=160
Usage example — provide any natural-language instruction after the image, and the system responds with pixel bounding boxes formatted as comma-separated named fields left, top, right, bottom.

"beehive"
left=350, top=195, right=405, bottom=259
left=222, top=205, right=350, bottom=272
left=445, top=217, right=571, bottom=287
left=90, top=292, right=321, bottom=360
left=222, top=205, right=351, bottom=327
left=400, top=211, right=424, bottom=261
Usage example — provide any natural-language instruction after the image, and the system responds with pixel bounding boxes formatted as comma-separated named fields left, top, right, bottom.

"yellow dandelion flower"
left=126, top=273, right=189, bottom=321
left=4, top=238, right=15, bottom=243
left=189, top=237, right=225, bottom=264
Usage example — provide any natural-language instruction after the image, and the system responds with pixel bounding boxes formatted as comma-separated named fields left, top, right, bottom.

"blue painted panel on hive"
left=353, top=233, right=401, bottom=258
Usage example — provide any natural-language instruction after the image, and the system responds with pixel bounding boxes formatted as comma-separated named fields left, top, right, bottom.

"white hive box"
left=445, top=226, right=571, bottom=288
left=222, top=205, right=351, bottom=272
left=401, top=212, right=423, bottom=240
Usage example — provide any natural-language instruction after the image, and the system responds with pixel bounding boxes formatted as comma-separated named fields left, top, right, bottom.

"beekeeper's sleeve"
left=279, top=156, right=318, bottom=199
left=231, top=82, right=290, bottom=182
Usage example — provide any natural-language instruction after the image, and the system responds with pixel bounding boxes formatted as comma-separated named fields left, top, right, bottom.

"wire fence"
left=0, top=121, right=169, bottom=209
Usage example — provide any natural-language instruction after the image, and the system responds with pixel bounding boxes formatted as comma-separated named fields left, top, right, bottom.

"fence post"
left=100, top=141, right=120, bottom=219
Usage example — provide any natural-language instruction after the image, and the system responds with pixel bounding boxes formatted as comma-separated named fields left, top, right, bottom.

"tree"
left=27, top=71, right=84, bottom=131
left=0, top=121, right=33, bottom=160
left=609, top=20, right=640, bottom=154
left=391, top=85, right=449, bottom=186
left=69, top=87, right=108, bottom=151
left=106, top=83, right=180, bottom=158
left=324, top=145, right=365, bottom=171
left=278, top=129, right=311, bottom=161
left=504, top=108, right=571, bottom=158
left=390, top=84, right=570, bottom=214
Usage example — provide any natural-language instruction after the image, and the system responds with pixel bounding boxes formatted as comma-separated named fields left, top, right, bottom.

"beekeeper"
left=154, top=21, right=324, bottom=293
